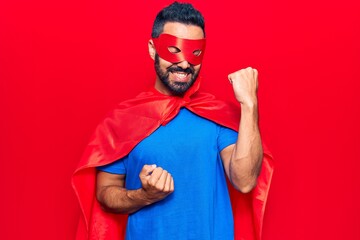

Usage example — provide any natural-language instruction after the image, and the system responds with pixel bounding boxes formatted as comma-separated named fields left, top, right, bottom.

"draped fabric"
left=72, top=78, right=274, bottom=240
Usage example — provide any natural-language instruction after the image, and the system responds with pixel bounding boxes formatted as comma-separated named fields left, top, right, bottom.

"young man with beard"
left=72, top=2, right=273, bottom=240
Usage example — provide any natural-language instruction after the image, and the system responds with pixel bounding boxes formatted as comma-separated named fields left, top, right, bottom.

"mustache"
left=166, top=66, right=194, bottom=75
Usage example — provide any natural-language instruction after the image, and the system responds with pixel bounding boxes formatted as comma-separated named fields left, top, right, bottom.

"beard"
left=154, top=54, right=200, bottom=96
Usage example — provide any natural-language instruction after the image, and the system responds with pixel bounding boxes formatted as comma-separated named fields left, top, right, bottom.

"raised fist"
left=228, top=67, right=259, bottom=106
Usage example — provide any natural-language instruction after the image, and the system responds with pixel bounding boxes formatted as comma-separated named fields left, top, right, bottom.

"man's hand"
left=228, top=67, right=258, bottom=107
left=96, top=164, right=174, bottom=214
left=139, top=164, right=174, bottom=204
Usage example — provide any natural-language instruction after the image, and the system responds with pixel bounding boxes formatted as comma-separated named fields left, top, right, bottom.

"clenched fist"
left=139, top=164, right=174, bottom=203
left=228, top=67, right=259, bottom=107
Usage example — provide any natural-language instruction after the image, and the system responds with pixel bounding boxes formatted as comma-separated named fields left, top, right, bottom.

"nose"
left=177, top=60, right=191, bottom=70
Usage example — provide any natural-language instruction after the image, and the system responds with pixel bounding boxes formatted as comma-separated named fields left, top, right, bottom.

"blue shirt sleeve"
left=217, top=126, right=238, bottom=152
left=97, top=156, right=127, bottom=174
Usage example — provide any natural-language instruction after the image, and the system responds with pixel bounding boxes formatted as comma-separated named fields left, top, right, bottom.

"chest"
left=127, top=109, right=220, bottom=172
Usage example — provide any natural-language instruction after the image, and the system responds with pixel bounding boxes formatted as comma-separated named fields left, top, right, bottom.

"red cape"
left=72, top=78, right=274, bottom=240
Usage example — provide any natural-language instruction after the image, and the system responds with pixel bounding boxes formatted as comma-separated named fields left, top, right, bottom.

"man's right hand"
left=96, top=164, right=174, bottom=214
left=139, top=164, right=174, bottom=203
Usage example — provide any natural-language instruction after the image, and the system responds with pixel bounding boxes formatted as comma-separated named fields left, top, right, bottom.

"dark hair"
left=151, top=2, right=205, bottom=38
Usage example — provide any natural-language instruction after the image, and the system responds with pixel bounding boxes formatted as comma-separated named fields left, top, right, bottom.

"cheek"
left=194, top=65, right=202, bottom=73
left=159, top=57, right=174, bottom=69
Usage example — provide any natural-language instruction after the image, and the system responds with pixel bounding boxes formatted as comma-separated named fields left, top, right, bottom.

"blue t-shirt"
left=98, top=108, right=238, bottom=240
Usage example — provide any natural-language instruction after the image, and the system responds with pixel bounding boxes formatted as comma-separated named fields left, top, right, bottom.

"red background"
left=1, top=0, right=359, bottom=239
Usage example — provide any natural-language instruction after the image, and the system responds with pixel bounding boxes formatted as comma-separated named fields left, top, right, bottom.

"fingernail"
left=151, top=164, right=157, bottom=168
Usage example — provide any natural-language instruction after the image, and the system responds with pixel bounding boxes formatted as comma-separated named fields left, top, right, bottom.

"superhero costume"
left=72, top=76, right=274, bottom=240
left=98, top=108, right=238, bottom=239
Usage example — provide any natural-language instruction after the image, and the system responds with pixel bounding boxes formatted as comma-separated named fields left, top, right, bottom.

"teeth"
left=174, top=72, right=187, bottom=78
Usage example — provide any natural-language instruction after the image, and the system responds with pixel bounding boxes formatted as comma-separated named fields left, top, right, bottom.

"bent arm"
left=96, top=171, right=151, bottom=214
left=96, top=165, right=174, bottom=214
left=221, top=67, right=263, bottom=193
left=221, top=103, right=263, bottom=193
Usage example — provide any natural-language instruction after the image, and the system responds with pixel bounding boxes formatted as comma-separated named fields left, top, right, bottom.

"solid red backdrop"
left=0, top=0, right=359, bottom=239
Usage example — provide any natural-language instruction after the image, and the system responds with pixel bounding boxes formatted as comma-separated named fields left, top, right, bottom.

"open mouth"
left=171, top=71, right=191, bottom=82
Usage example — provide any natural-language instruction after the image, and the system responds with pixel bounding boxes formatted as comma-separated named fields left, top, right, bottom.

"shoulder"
left=188, top=90, right=241, bottom=130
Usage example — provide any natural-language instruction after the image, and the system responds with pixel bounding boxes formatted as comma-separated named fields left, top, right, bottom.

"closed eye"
left=193, top=50, right=202, bottom=56
left=168, top=46, right=181, bottom=53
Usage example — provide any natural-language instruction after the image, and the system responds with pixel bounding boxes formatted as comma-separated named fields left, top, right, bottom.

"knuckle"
left=155, top=180, right=163, bottom=187
left=156, top=184, right=164, bottom=191
left=149, top=179, right=156, bottom=186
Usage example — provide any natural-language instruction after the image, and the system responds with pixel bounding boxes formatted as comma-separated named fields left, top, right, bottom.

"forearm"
left=97, top=186, right=154, bottom=214
left=230, top=102, right=263, bottom=193
left=96, top=165, right=174, bottom=214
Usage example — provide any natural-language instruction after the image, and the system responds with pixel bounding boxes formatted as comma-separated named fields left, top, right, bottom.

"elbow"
left=229, top=154, right=263, bottom=193
left=239, top=181, right=257, bottom=193
left=232, top=179, right=258, bottom=194
left=96, top=187, right=121, bottom=213
left=96, top=187, right=107, bottom=208
left=97, top=197, right=123, bottom=214
left=96, top=190, right=110, bottom=212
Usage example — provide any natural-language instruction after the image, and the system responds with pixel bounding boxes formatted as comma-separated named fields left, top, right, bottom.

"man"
left=72, top=2, right=273, bottom=240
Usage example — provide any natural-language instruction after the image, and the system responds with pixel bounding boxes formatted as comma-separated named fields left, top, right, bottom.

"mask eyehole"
left=168, top=46, right=181, bottom=54
left=193, top=50, right=202, bottom=56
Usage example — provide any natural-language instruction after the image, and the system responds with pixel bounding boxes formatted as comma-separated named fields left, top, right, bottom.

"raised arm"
left=221, top=67, right=263, bottom=193
left=96, top=164, right=174, bottom=214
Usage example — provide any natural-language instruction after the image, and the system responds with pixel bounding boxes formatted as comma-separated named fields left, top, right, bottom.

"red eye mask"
left=152, top=33, right=206, bottom=66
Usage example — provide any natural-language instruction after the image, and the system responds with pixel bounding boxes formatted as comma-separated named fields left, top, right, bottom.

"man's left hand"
left=228, top=67, right=259, bottom=106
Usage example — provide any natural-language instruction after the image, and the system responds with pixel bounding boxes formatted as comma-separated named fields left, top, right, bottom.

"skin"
left=150, top=23, right=204, bottom=96
left=96, top=22, right=263, bottom=214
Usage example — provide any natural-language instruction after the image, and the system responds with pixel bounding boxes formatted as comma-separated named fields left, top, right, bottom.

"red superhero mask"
left=152, top=33, right=206, bottom=66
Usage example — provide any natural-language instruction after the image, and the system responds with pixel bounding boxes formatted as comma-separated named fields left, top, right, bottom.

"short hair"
left=151, top=2, right=205, bottom=38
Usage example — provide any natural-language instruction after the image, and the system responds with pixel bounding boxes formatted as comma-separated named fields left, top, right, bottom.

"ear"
left=148, top=39, right=156, bottom=61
